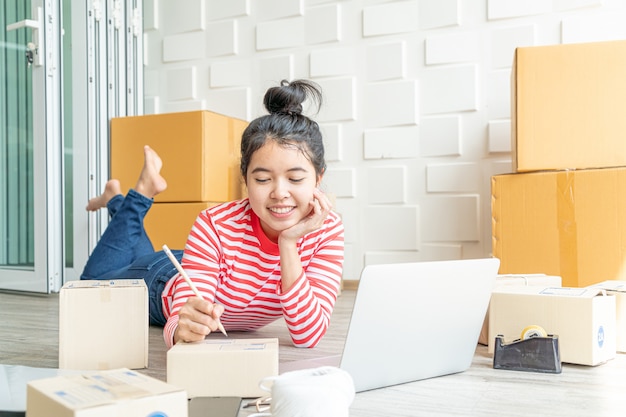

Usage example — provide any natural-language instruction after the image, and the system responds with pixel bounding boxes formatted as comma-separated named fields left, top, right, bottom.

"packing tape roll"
left=520, top=325, right=547, bottom=339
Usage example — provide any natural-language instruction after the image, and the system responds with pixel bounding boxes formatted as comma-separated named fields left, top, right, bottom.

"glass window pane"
left=0, top=0, right=35, bottom=268
left=62, top=0, right=73, bottom=268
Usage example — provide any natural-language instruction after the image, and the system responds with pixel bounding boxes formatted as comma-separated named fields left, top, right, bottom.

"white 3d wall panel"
left=144, top=0, right=626, bottom=281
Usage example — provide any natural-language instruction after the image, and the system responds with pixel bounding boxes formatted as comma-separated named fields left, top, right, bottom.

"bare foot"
left=134, top=145, right=167, bottom=199
left=86, top=179, right=122, bottom=211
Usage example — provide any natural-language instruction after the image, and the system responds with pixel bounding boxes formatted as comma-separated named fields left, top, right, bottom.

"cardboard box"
left=111, top=110, right=248, bottom=203
left=491, top=168, right=626, bottom=287
left=588, top=281, right=626, bottom=353
left=511, top=40, right=626, bottom=172
left=167, top=338, right=279, bottom=398
left=488, top=286, right=616, bottom=366
left=144, top=201, right=220, bottom=250
left=27, top=368, right=187, bottom=417
left=59, top=280, right=148, bottom=370
left=479, top=274, right=562, bottom=345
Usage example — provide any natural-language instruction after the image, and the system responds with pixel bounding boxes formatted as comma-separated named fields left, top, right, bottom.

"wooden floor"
left=2, top=289, right=626, bottom=416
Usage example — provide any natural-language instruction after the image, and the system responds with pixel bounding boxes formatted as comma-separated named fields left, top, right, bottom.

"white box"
left=488, top=286, right=616, bottom=366
left=26, top=368, right=187, bottom=417
left=588, top=280, right=626, bottom=353
left=59, top=280, right=148, bottom=370
left=479, top=274, right=562, bottom=345
left=167, top=338, right=279, bottom=398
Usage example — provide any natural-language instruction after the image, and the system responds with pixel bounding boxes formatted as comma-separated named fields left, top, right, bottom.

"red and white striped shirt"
left=161, top=199, right=344, bottom=349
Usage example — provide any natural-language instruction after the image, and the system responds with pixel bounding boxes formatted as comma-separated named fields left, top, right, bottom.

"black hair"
left=240, top=79, right=326, bottom=181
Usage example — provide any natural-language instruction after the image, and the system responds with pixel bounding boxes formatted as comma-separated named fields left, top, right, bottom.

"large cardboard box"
left=479, top=274, right=562, bottom=345
left=59, top=280, right=148, bottom=370
left=144, top=201, right=220, bottom=250
left=511, top=40, right=626, bottom=172
left=491, top=168, right=626, bottom=288
left=588, top=281, right=626, bottom=353
left=27, top=368, right=187, bottom=417
left=167, top=338, right=279, bottom=398
left=488, top=286, right=616, bottom=366
left=111, top=111, right=248, bottom=203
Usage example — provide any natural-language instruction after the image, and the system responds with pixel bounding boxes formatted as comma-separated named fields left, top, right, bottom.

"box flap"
left=170, top=338, right=279, bottom=353
left=61, top=279, right=146, bottom=290
left=495, top=274, right=562, bottom=287
left=588, top=280, right=626, bottom=293
left=493, top=286, right=606, bottom=298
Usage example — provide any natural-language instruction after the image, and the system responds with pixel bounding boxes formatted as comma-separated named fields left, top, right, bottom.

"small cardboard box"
left=167, top=338, right=279, bottom=398
left=491, top=168, right=626, bottom=288
left=511, top=40, right=626, bottom=172
left=111, top=110, right=247, bottom=203
left=26, top=368, right=187, bottom=417
left=588, top=281, right=626, bottom=353
left=59, top=280, right=148, bottom=370
left=144, top=201, right=220, bottom=250
left=488, top=286, right=616, bottom=366
left=479, top=274, right=562, bottom=346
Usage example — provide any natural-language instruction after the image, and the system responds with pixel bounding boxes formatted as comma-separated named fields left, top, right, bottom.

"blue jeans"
left=80, top=189, right=183, bottom=326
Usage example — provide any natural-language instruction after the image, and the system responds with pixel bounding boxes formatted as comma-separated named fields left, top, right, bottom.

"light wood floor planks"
left=2, top=289, right=626, bottom=417
left=0, top=289, right=353, bottom=381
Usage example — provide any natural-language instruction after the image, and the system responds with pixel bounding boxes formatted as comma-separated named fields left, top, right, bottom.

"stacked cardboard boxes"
left=110, top=111, right=248, bottom=250
left=492, top=40, right=626, bottom=288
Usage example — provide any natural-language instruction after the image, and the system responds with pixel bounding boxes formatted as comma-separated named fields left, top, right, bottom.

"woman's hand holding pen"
left=174, top=297, right=225, bottom=344
left=162, top=244, right=227, bottom=344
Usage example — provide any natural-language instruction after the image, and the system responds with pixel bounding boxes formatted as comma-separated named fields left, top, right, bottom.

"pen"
left=162, top=244, right=228, bottom=337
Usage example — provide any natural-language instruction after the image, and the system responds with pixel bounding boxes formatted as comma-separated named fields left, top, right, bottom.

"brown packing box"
left=488, top=286, right=616, bottom=366
left=491, top=168, right=626, bottom=288
left=144, top=202, right=220, bottom=250
left=511, top=40, right=626, bottom=172
left=59, top=280, right=148, bottom=370
left=479, top=274, right=562, bottom=346
left=167, top=338, right=279, bottom=398
left=588, top=281, right=626, bottom=353
left=27, top=368, right=187, bottom=417
left=110, top=110, right=248, bottom=203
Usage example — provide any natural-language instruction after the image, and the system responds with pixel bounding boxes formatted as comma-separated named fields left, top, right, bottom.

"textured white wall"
left=144, top=0, right=626, bottom=281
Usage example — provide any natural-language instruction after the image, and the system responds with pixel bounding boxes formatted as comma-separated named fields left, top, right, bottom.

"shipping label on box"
left=167, top=338, right=279, bottom=398
left=511, top=40, right=626, bottom=172
left=491, top=168, right=626, bottom=288
left=488, top=286, right=616, bottom=366
left=27, top=368, right=187, bottom=417
left=479, top=274, right=562, bottom=346
left=588, top=281, right=626, bottom=353
left=59, top=280, right=148, bottom=370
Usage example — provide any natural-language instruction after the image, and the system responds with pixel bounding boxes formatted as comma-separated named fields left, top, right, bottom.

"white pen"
left=162, top=244, right=228, bottom=337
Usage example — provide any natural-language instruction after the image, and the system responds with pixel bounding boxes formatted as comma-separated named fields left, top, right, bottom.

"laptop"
left=282, top=258, right=500, bottom=392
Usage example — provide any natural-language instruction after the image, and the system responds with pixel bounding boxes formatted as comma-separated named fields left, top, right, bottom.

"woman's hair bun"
left=263, top=79, right=322, bottom=116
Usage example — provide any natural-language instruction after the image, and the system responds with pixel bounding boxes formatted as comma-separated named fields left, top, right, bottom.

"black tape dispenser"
left=493, top=325, right=562, bottom=373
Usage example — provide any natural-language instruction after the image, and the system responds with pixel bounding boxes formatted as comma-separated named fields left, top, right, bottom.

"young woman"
left=81, top=79, right=344, bottom=349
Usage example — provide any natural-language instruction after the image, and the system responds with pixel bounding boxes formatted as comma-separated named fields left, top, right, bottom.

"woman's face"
left=246, top=140, right=320, bottom=242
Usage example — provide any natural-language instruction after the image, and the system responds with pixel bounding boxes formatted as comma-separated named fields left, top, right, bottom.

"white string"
left=249, top=366, right=355, bottom=417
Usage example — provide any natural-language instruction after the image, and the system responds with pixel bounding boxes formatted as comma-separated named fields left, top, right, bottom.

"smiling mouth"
left=269, top=206, right=295, bottom=214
